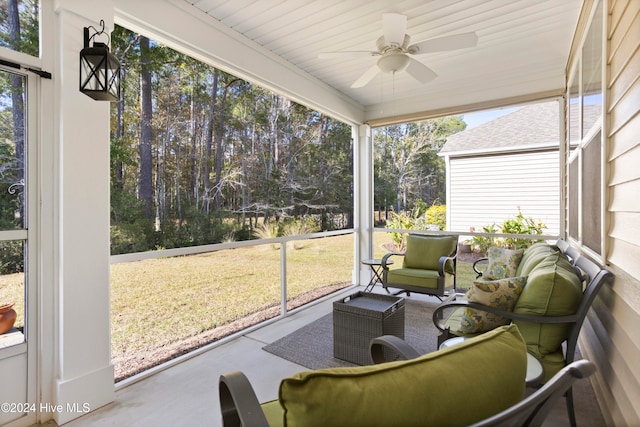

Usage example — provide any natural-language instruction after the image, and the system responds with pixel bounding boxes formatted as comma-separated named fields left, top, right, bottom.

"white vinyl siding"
left=448, top=150, right=560, bottom=234
left=581, top=0, right=640, bottom=426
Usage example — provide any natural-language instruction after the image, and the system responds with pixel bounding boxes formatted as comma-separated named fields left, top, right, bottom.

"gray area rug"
left=262, top=298, right=440, bottom=369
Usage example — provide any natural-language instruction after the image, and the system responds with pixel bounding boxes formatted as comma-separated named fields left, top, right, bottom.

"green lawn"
left=110, top=235, right=356, bottom=364
left=2, top=232, right=478, bottom=381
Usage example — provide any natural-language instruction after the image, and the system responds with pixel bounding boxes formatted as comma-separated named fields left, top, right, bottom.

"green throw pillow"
left=484, top=247, right=525, bottom=280
left=460, top=276, right=527, bottom=333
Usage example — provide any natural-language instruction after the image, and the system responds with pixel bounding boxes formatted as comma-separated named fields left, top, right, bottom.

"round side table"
left=361, top=258, right=392, bottom=292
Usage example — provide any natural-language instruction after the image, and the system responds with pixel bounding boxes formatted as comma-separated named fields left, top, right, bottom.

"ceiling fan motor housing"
left=377, top=52, right=410, bottom=73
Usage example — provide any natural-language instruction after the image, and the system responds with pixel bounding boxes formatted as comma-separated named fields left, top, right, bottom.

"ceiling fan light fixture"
left=377, top=53, right=410, bottom=74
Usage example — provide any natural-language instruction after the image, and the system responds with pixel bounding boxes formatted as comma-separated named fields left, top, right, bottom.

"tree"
left=374, top=117, right=466, bottom=215
left=109, top=26, right=354, bottom=254
left=138, top=35, right=154, bottom=219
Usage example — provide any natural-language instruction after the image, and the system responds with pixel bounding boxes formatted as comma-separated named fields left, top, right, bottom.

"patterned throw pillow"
left=460, top=276, right=527, bottom=334
left=484, top=247, right=525, bottom=280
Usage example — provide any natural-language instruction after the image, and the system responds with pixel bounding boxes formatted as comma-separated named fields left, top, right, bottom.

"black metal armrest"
left=219, top=371, right=270, bottom=427
left=369, top=335, right=421, bottom=364
left=438, top=254, right=457, bottom=276
left=381, top=251, right=403, bottom=269
left=432, top=300, right=580, bottom=333
left=472, top=257, right=488, bottom=278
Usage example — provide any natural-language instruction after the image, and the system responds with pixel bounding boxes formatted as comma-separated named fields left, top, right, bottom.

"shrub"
left=425, top=204, right=446, bottom=231
left=386, top=202, right=446, bottom=250
left=472, top=211, right=547, bottom=254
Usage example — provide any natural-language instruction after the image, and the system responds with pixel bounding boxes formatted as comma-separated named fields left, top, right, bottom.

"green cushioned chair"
left=432, top=239, right=614, bottom=427
left=381, top=234, right=458, bottom=299
left=220, top=325, right=528, bottom=427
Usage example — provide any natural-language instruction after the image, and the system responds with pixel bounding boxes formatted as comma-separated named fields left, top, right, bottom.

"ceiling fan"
left=319, top=13, right=478, bottom=88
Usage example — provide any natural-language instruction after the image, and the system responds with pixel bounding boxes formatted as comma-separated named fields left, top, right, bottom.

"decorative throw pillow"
left=484, top=247, right=525, bottom=280
left=460, top=276, right=527, bottom=334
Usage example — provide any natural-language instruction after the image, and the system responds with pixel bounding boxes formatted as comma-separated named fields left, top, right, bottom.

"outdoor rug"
left=262, top=298, right=440, bottom=369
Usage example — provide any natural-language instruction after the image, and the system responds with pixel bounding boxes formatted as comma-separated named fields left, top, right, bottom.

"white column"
left=354, top=124, right=374, bottom=286
left=50, top=1, right=115, bottom=424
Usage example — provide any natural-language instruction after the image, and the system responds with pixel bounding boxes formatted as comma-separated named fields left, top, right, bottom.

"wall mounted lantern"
left=79, top=20, right=120, bottom=101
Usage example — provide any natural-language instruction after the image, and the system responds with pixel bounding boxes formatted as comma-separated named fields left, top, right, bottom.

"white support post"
left=354, top=124, right=374, bottom=287
left=280, top=242, right=287, bottom=315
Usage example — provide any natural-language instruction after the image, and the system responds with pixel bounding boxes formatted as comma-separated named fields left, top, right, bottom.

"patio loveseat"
left=219, top=324, right=595, bottom=427
left=432, top=238, right=613, bottom=426
left=221, top=326, right=527, bottom=426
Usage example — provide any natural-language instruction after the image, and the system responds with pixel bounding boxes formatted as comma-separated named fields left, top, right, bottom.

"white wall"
left=446, top=150, right=560, bottom=235
left=48, top=0, right=115, bottom=424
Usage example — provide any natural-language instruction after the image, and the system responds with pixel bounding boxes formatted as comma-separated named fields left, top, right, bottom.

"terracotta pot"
left=0, top=303, right=17, bottom=334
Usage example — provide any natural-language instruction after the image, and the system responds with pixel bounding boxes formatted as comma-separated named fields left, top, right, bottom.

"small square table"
left=333, top=291, right=405, bottom=365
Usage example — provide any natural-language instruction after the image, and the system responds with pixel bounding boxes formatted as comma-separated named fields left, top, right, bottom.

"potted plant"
left=0, top=303, right=17, bottom=334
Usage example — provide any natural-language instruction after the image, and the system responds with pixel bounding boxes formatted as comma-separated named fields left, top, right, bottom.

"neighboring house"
left=440, top=101, right=561, bottom=235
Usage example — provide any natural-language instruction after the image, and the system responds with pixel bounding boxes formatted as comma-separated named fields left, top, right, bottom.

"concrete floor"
left=61, top=286, right=605, bottom=426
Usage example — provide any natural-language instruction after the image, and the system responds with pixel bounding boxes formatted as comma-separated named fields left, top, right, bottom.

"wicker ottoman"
left=333, top=291, right=405, bottom=365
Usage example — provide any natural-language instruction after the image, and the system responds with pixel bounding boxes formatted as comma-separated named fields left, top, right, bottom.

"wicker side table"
left=333, top=292, right=405, bottom=365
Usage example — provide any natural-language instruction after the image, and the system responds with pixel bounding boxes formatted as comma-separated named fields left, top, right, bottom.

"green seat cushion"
left=386, top=268, right=440, bottom=289
left=516, top=243, right=558, bottom=277
left=403, top=235, right=457, bottom=270
left=460, top=276, right=527, bottom=333
left=277, top=324, right=527, bottom=427
left=513, top=253, right=582, bottom=356
left=483, top=246, right=524, bottom=280
left=263, top=400, right=285, bottom=427
left=537, top=349, right=567, bottom=383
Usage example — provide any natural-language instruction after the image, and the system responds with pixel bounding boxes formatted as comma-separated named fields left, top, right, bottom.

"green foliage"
left=385, top=202, right=446, bottom=250
left=0, top=0, right=39, bottom=57
left=425, top=203, right=446, bottom=231
left=472, top=211, right=547, bottom=254
left=471, top=223, right=499, bottom=255
left=109, top=26, right=354, bottom=254
left=0, top=241, right=23, bottom=274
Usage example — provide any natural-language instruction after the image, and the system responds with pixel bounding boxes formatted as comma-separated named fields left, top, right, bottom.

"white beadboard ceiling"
left=182, top=0, right=581, bottom=124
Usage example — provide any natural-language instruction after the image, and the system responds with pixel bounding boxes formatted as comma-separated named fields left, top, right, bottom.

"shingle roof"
left=440, top=101, right=560, bottom=154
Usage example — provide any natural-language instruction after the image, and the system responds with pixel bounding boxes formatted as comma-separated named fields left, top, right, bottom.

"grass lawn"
left=1, top=232, right=479, bottom=381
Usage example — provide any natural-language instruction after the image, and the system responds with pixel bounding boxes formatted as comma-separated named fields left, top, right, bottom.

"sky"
left=462, top=106, right=523, bottom=129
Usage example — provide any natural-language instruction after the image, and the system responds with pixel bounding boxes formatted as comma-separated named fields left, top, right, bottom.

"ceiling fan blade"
left=382, top=13, right=407, bottom=46
left=405, top=58, right=437, bottom=84
left=409, top=32, right=478, bottom=54
left=318, top=51, right=378, bottom=59
left=351, top=64, right=380, bottom=88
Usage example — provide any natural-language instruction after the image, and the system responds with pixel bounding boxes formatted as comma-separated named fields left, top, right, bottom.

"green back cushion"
left=516, top=243, right=558, bottom=277
left=403, top=235, right=457, bottom=270
left=277, top=325, right=527, bottom=427
left=513, top=253, right=582, bottom=357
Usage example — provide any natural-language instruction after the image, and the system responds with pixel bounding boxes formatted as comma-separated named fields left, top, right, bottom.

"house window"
left=566, top=0, right=603, bottom=257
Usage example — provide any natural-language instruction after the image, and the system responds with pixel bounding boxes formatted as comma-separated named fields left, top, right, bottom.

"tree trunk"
left=139, top=36, right=154, bottom=219
left=214, top=77, right=240, bottom=211
left=115, top=67, right=125, bottom=190
left=204, top=70, right=218, bottom=214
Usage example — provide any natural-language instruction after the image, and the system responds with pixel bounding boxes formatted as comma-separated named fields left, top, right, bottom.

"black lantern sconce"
left=79, top=20, right=120, bottom=101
